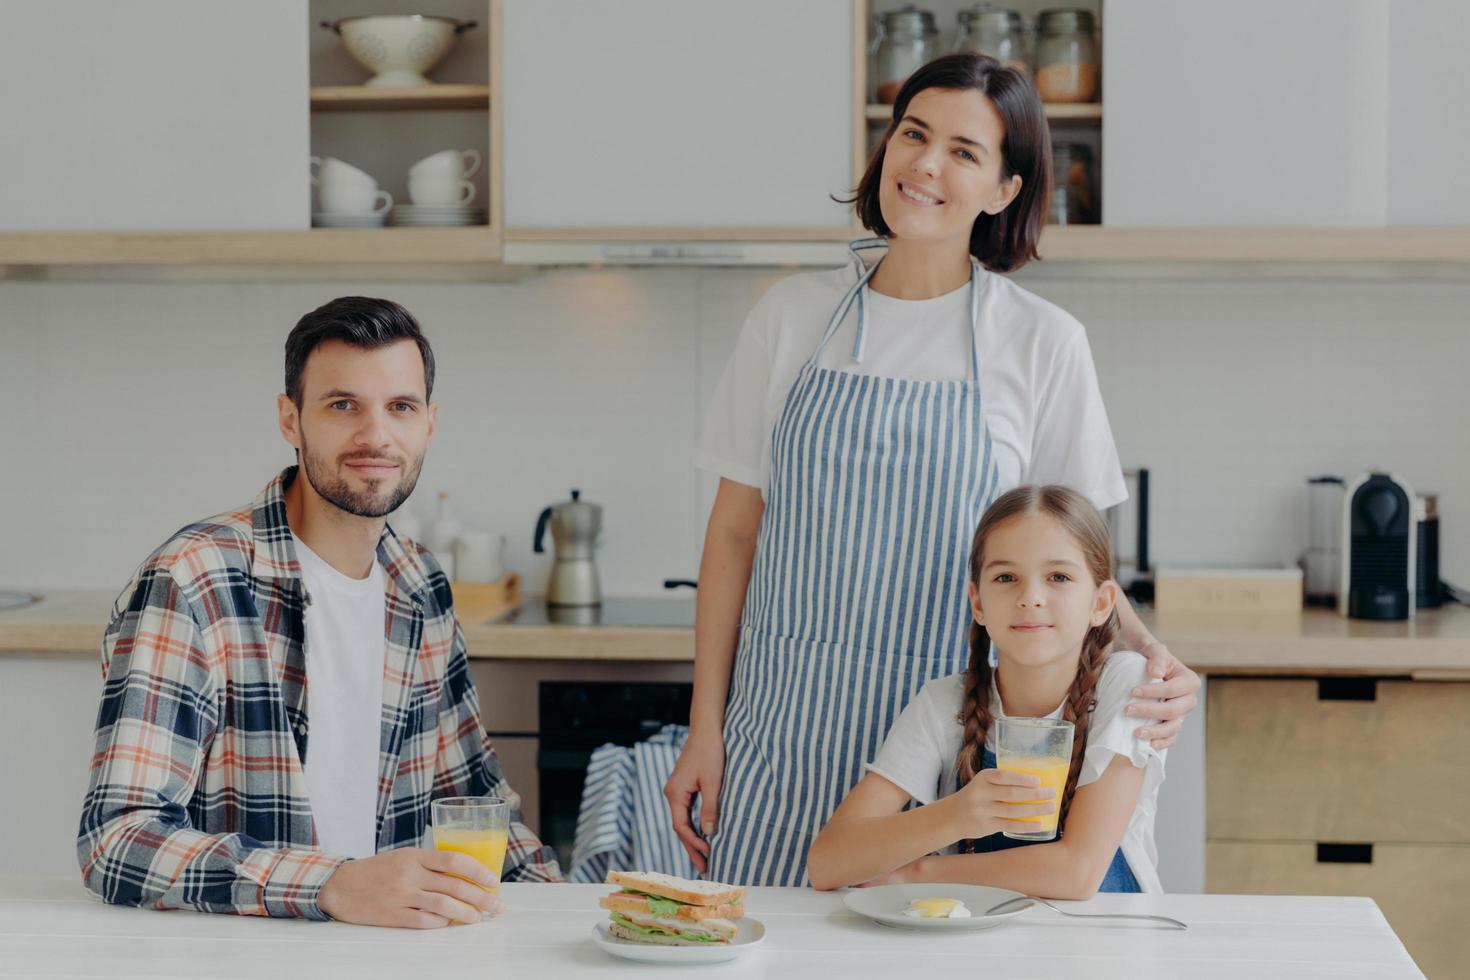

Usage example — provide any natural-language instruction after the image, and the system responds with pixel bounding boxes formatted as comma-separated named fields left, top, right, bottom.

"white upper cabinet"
left=1387, top=0, right=1470, bottom=225
left=1102, top=0, right=1390, bottom=227
left=0, top=1, right=308, bottom=232
left=500, top=0, right=855, bottom=234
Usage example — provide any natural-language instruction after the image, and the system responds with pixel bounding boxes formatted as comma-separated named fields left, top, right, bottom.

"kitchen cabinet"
left=3, top=1, right=1470, bottom=272
left=0, top=1, right=309, bottom=233
left=1387, top=0, right=1470, bottom=225
left=499, top=0, right=857, bottom=244
left=1206, top=677, right=1470, bottom=980
left=1102, top=0, right=1389, bottom=227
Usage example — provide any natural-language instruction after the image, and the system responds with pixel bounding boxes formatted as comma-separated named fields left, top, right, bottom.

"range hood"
left=500, top=239, right=853, bottom=268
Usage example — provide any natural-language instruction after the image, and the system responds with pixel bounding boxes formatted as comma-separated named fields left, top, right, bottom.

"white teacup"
left=311, top=155, right=391, bottom=214
left=311, top=155, right=376, bottom=186
left=409, top=148, right=481, bottom=181
left=320, top=184, right=392, bottom=214
left=408, top=175, right=476, bottom=207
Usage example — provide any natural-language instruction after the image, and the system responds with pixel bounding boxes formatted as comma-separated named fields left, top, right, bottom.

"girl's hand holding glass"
left=948, top=767, right=1057, bottom=840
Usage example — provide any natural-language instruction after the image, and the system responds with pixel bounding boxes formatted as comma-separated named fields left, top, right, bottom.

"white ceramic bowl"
left=323, top=15, right=477, bottom=87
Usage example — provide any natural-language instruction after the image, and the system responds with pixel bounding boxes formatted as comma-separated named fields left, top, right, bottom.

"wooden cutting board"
left=450, top=574, right=523, bottom=625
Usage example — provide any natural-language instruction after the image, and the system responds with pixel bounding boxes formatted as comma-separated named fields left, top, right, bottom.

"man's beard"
left=299, top=435, right=424, bottom=519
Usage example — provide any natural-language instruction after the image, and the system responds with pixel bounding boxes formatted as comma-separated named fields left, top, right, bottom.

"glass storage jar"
left=951, top=5, right=1028, bottom=73
left=1049, top=141, right=1097, bottom=224
left=873, top=6, right=938, bottom=104
left=1034, top=8, right=1099, bottom=103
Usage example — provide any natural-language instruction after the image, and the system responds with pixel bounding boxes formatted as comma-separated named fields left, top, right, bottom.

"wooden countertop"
left=4, top=588, right=1469, bottom=676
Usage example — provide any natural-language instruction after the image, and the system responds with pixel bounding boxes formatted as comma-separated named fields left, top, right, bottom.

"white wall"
left=3, top=267, right=1467, bottom=595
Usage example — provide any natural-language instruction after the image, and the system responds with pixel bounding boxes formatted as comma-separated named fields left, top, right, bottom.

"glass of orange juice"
left=996, top=717, right=1074, bottom=841
left=432, top=796, right=510, bottom=902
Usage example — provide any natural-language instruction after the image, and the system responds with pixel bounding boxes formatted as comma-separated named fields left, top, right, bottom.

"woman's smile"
left=897, top=180, right=945, bottom=206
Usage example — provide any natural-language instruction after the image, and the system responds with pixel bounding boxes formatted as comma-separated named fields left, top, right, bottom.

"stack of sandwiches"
left=599, top=871, right=746, bottom=946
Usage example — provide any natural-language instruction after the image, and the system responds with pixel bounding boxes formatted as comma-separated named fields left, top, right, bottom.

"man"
left=77, top=297, right=560, bottom=927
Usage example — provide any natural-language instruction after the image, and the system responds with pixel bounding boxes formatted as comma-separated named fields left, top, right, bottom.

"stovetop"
left=491, top=596, right=696, bottom=628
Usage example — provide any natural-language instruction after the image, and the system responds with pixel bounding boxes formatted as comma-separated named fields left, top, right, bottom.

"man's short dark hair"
left=284, top=296, right=436, bottom=407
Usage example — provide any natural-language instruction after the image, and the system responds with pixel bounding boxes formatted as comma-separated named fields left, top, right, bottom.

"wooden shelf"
left=310, top=85, right=490, bottom=112
left=0, top=227, right=499, bottom=266
left=865, top=102, right=1101, bottom=124
left=1037, top=226, right=1470, bottom=263
left=5, top=227, right=1470, bottom=273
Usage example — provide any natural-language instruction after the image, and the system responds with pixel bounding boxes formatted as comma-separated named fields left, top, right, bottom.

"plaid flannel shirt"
left=77, top=467, right=561, bottom=918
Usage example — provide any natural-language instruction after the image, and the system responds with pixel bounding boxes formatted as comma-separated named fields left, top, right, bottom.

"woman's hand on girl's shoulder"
left=1131, top=640, right=1201, bottom=749
left=948, top=768, right=1057, bottom=841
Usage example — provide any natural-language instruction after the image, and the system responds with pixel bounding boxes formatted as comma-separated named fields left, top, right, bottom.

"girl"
left=807, top=485, right=1165, bottom=896
left=666, top=51, right=1197, bottom=887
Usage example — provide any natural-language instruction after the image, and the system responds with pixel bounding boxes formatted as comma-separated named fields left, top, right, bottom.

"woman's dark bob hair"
left=846, top=52, right=1052, bottom=273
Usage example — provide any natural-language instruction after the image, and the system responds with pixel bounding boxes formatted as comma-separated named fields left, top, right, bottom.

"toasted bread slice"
left=605, top=870, right=745, bottom=908
left=599, top=892, right=744, bottom=921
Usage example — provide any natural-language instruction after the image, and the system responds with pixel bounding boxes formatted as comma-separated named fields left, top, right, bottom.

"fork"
left=985, top=895, right=1188, bottom=930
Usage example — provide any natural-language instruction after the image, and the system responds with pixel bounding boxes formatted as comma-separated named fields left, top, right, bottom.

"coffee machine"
left=1340, top=471, right=1416, bottom=621
left=533, top=489, right=602, bottom=607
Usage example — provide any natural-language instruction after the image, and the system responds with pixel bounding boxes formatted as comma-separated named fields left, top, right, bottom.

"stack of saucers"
left=313, top=211, right=388, bottom=228
left=389, top=205, right=487, bottom=227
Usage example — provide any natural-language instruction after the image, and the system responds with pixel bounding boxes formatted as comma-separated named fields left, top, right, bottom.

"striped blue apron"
left=708, top=239, right=1003, bottom=886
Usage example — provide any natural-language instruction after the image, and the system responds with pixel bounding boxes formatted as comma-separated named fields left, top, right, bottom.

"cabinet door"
left=1207, top=678, right=1470, bottom=844
left=500, top=0, right=854, bottom=233
left=0, top=1, right=308, bottom=232
left=1388, top=0, right=1470, bottom=224
left=1102, top=0, right=1389, bottom=227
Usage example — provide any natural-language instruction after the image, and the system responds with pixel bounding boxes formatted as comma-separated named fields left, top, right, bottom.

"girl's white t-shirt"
left=696, top=261, right=1127, bottom=511
left=865, top=651, right=1166, bottom=893
left=292, top=532, right=387, bottom=860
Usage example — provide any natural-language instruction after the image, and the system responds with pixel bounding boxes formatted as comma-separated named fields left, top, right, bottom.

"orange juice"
left=998, top=756, right=1070, bottom=839
left=433, top=827, right=509, bottom=893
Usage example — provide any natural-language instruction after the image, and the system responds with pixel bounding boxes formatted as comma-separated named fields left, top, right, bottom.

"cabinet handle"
left=1317, top=677, right=1377, bottom=701
left=1316, top=843, right=1373, bottom=864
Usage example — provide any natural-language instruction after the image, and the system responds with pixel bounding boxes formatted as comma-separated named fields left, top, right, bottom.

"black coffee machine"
left=1340, top=471, right=1416, bottom=621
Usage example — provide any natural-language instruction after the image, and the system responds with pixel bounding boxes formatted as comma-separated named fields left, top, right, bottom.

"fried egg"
left=902, top=897, right=972, bottom=919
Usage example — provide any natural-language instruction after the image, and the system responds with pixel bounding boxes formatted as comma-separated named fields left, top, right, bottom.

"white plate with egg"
left=843, top=884, right=1032, bottom=930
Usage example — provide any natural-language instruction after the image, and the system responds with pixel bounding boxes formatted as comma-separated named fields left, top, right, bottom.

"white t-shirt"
left=696, top=262, right=1127, bottom=511
left=865, top=651, right=1166, bottom=893
left=293, top=532, right=387, bottom=859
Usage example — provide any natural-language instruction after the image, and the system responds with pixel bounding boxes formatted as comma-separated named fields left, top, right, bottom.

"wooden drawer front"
left=1208, top=841, right=1468, bottom=980
left=1207, top=678, right=1470, bottom=843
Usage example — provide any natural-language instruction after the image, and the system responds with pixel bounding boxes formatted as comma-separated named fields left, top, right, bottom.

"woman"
left=665, top=54, right=1199, bottom=887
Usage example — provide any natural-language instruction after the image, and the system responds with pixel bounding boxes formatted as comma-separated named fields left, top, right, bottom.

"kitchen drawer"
left=1207, top=678, right=1470, bottom=843
left=1208, top=840, right=1468, bottom=980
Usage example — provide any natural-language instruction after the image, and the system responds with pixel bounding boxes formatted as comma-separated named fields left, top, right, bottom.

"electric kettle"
left=534, top=489, right=602, bottom=607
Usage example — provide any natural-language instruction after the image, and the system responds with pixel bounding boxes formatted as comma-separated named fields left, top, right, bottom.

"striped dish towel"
left=568, top=723, right=700, bottom=882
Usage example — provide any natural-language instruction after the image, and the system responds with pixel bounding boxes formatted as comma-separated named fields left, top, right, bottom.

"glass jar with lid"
left=1034, top=8, right=1099, bottom=103
left=872, top=5, right=938, bottom=104
left=1049, top=142, right=1098, bottom=224
left=951, top=5, right=1028, bottom=73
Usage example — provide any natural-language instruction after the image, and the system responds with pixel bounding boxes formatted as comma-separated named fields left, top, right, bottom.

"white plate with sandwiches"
left=843, top=883, right=1033, bottom=930
left=592, top=870, right=765, bottom=964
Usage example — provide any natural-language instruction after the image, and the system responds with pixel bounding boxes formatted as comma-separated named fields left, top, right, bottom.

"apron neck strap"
left=811, top=242, right=984, bottom=381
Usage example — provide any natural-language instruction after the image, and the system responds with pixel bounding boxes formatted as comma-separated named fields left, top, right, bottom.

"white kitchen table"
left=0, top=878, right=1425, bottom=979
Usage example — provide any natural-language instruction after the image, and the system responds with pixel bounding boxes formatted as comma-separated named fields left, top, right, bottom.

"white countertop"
left=1, top=878, right=1423, bottom=979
